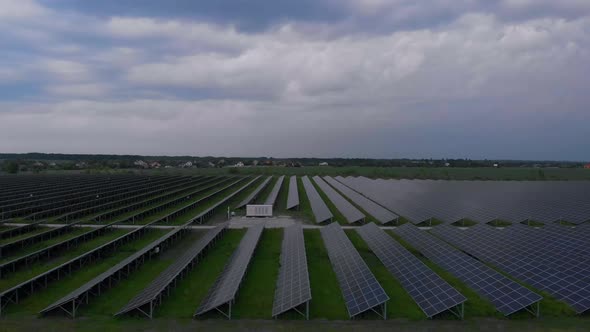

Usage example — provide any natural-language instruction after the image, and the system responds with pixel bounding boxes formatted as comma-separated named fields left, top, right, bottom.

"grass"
left=3, top=229, right=170, bottom=315
left=0, top=227, right=93, bottom=264
left=156, top=229, right=246, bottom=318
left=345, top=230, right=425, bottom=320
left=387, top=230, right=501, bottom=319
left=304, top=229, right=348, bottom=319
left=82, top=230, right=203, bottom=316
left=231, top=229, right=282, bottom=318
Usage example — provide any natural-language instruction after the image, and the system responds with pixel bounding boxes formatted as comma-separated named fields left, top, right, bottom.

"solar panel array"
left=312, top=176, right=365, bottom=224
left=301, top=176, right=332, bottom=223
left=235, top=176, right=269, bottom=208
left=356, top=223, right=466, bottom=318
left=320, top=222, right=389, bottom=318
left=195, top=223, right=265, bottom=318
left=42, top=224, right=226, bottom=317
left=272, top=224, right=312, bottom=318
left=1, top=176, right=251, bottom=316
left=431, top=224, right=590, bottom=313
left=393, top=224, right=542, bottom=316
left=264, top=176, right=285, bottom=206
left=286, top=176, right=299, bottom=210
left=324, top=176, right=398, bottom=224
left=116, top=224, right=227, bottom=318
left=337, top=177, right=590, bottom=224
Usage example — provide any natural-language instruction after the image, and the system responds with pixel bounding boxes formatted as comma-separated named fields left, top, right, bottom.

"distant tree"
left=2, top=161, right=19, bottom=174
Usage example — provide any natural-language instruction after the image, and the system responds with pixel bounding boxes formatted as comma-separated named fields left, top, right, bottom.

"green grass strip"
left=304, top=229, right=347, bottom=319
left=82, top=230, right=204, bottom=316
left=231, top=229, right=282, bottom=318
left=156, top=229, right=246, bottom=318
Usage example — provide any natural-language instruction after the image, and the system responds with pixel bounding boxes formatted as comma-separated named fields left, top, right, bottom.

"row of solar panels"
left=0, top=175, right=163, bottom=203
left=8, top=218, right=589, bottom=318
left=0, top=176, right=235, bottom=258
left=337, top=176, right=590, bottom=224
left=0, top=175, right=259, bottom=316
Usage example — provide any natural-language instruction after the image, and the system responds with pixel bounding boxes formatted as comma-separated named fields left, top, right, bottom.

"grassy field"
left=157, top=229, right=246, bottom=318
left=2, top=229, right=169, bottom=315
left=147, top=166, right=590, bottom=181
left=231, top=229, right=282, bottom=318
left=304, top=229, right=348, bottom=319
left=82, top=230, right=202, bottom=316
left=2, top=316, right=590, bottom=332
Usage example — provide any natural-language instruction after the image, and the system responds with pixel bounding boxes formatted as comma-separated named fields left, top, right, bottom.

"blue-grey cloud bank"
left=1, top=0, right=589, bottom=160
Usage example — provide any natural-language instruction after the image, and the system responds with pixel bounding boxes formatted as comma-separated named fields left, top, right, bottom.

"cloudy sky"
left=1, top=0, right=589, bottom=160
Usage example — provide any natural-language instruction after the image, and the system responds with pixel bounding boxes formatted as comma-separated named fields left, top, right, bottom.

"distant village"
left=0, top=153, right=588, bottom=174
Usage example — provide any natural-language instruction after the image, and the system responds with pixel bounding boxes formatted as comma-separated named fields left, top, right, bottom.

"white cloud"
left=40, top=59, right=92, bottom=82
left=0, top=0, right=49, bottom=20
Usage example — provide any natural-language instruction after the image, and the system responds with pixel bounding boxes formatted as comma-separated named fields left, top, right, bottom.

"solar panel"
left=356, top=223, right=466, bottom=318
left=320, top=222, right=389, bottom=319
left=312, top=176, right=365, bottom=224
left=301, top=176, right=333, bottom=223
left=264, top=176, right=285, bottom=206
left=431, top=224, right=590, bottom=314
left=272, top=224, right=312, bottom=319
left=235, top=176, right=269, bottom=209
left=286, top=176, right=300, bottom=210
left=1, top=178, right=253, bottom=316
left=393, top=224, right=542, bottom=316
left=335, top=178, right=590, bottom=225
left=115, top=224, right=228, bottom=318
left=194, top=223, right=265, bottom=319
left=326, top=176, right=398, bottom=224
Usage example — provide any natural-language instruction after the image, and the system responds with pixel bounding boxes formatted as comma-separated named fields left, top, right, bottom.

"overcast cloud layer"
left=1, top=0, right=589, bottom=160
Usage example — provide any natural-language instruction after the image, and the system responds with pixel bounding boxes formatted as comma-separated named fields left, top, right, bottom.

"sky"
left=0, top=0, right=589, bottom=161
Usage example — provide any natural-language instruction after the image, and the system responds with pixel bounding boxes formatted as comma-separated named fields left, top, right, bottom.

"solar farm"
left=0, top=174, right=589, bottom=331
